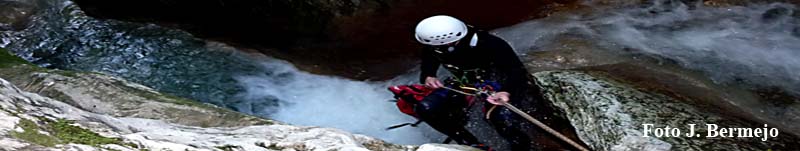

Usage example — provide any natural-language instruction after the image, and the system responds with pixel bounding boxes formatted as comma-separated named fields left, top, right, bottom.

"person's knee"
left=416, top=95, right=450, bottom=119
left=417, top=89, right=452, bottom=111
left=489, top=108, right=519, bottom=125
left=415, top=99, right=438, bottom=114
left=487, top=108, right=532, bottom=150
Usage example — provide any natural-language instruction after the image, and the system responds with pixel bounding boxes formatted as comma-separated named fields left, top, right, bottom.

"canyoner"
left=384, top=15, right=589, bottom=151
left=387, top=82, right=589, bottom=151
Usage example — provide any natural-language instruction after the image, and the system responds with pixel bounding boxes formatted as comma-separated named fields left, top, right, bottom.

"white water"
left=496, top=0, right=800, bottom=96
left=232, top=58, right=443, bottom=145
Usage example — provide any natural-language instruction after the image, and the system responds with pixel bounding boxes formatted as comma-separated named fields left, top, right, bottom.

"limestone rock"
left=533, top=71, right=800, bottom=150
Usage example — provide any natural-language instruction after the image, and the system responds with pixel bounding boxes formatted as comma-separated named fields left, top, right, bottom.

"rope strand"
left=440, top=86, right=590, bottom=151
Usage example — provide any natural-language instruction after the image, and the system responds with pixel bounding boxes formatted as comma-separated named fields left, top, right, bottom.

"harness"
left=431, top=32, right=493, bottom=86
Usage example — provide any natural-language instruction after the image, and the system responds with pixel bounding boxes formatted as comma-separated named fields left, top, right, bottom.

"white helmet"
left=415, top=15, right=468, bottom=46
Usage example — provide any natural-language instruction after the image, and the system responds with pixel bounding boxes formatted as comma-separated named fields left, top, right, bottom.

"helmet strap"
left=469, top=33, right=479, bottom=47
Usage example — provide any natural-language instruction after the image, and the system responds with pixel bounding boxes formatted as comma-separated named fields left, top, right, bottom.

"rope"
left=440, top=86, right=477, bottom=96
left=503, top=103, right=590, bottom=151
left=440, top=86, right=590, bottom=151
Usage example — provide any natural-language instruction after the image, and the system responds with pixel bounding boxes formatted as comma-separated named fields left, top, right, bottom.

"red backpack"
left=387, top=84, right=434, bottom=118
left=386, top=84, right=485, bottom=145
left=386, top=84, right=435, bottom=130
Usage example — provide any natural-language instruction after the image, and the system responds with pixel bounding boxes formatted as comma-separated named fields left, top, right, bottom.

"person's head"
left=414, top=15, right=468, bottom=46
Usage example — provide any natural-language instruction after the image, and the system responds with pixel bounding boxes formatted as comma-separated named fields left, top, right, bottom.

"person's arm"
left=420, top=47, right=440, bottom=84
left=487, top=35, right=529, bottom=105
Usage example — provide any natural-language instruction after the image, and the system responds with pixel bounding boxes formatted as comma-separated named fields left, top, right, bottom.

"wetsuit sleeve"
left=420, top=47, right=440, bottom=84
left=489, top=36, right=529, bottom=97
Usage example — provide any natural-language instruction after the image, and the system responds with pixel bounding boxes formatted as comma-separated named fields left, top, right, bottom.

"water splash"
left=232, top=59, right=442, bottom=144
left=496, top=0, right=800, bottom=96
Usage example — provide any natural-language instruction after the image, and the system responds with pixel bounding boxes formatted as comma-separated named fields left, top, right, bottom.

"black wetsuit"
left=416, top=27, right=533, bottom=150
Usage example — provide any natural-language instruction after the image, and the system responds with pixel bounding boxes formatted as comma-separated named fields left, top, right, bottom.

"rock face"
left=533, top=71, right=800, bottom=150
left=0, top=59, right=271, bottom=128
left=0, top=0, right=38, bottom=31
left=70, top=0, right=578, bottom=80
left=0, top=50, right=476, bottom=150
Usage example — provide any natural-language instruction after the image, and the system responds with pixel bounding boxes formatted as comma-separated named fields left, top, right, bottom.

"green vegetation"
left=0, top=47, right=48, bottom=80
left=47, top=118, right=122, bottom=146
left=122, top=141, right=139, bottom=148
left=0, top=48, right=79, bottom=77
left=0, top=48, right=30, bottom=68
left=10, top=118, right=59, bottom=147
left=0, top=48, right=81, bottom=77
left=10, top=117, right=124, bottom=148
left=252, top=118, right=275, bottom=125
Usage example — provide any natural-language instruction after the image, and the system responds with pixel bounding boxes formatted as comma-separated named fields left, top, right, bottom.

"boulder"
left=533, top=71, right=800, bottom=150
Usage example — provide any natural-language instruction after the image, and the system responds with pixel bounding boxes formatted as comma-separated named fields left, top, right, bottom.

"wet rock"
left=793, top=27, right=800, bottom=37
left=0, top=0, right=38, bottom=31
left=515, top=37, right=631, bottom=73
left=533, top=71, right=800, bottom=150
left=761, top=6, right=792, bottom=23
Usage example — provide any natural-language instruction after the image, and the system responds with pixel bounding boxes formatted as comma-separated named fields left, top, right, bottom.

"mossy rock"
left=45, top=118, right=122, bottom=146
left=0, top=48, right=30, bottom=68
left=11, top=118, right=60, bottom=147
left=11, top=117, right=124, bottom=147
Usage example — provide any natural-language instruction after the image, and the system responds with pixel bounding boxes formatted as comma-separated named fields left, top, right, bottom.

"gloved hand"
left=424, top=76, right=444, bottom=88
left=486, top=91, right=510, bottom=105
